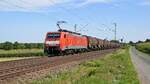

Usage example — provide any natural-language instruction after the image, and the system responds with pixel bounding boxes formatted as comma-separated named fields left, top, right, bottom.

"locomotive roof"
left=58, top=29, right=81, bottom=35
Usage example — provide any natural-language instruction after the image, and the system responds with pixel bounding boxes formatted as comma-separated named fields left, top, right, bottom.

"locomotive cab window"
left=47, top=33, right=60, bottom=38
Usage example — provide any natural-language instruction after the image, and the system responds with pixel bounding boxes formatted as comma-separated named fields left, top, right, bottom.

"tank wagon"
left=44, top=29, right=120, bottom=55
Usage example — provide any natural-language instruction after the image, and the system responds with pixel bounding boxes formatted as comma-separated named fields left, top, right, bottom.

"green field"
left=32, top=48, right=139, bottom=84
left=0, top=49, right=44, bottom=57
left=136, top=42, right=150, bottom=54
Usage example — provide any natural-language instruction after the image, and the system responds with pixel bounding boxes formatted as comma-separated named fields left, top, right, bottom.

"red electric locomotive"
left=44, top=29, right=120, bottom=55
left=44, top=29, right=88, bottom=55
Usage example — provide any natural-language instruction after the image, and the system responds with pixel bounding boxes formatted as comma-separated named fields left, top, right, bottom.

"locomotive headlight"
left=46, top=41, right=51, bottom=45
left=46, top=41, right=60, bottom=45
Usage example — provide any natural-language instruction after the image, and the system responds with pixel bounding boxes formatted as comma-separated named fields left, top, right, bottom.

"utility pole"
left=113, top=23, right=117, bottom=41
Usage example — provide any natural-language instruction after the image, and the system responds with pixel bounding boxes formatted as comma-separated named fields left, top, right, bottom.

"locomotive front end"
left=44, top=32, right=61, bottom=55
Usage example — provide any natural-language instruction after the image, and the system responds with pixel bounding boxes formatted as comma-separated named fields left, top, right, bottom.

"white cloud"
left=0, top=0, right=113, bottom=12
left=0, top=0, right=66, bottom=12
left=144, top=32, right=150, bottom=35
left=140, top=0, right=150, bottom=5
left=78, top=0, right=112, bottom=6
left=87, top=0, right=111, bottom=3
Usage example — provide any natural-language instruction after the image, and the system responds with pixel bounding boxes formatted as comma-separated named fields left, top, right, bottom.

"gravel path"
left=130, top=47, right=150, bottom=84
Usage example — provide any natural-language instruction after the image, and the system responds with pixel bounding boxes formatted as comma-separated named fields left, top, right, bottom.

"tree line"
left=0, top=41, right=44, bottom=50
left=129, top=39, right=150, bottom=45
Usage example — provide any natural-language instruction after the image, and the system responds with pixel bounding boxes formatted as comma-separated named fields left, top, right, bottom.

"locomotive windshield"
left=47, top=33, right=60, bottom=38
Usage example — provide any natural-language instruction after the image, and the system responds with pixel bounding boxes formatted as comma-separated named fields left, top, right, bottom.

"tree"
left=24, top=43, right=33, bottom=49
left=19, top=43, right=26, bottom=49
left=0, top=42, right=44, bottom=50
left=111, top=40, right=119, bottom=43
left=137, top=40, right=143, bottom=44
left=13, top=41, right=20, bottom=49
left=145, top=39, right=150, bottom=42
left=129, top=41, right=133, bottom=44
left=0, top=43, right=3, bottom=49
left=36, top=43, right=44, bottom=49
left=129, top=41, right=135, bottom=46
left=3, top=41, right=13, bottom=50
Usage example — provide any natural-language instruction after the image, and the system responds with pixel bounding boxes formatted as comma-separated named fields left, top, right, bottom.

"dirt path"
left=130, top=47, right=150, bottom=84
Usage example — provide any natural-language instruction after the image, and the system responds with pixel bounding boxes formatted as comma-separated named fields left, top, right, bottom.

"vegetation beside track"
left=135, top=42, right=150, bottom=54
left=0, top=49, right=44, bottom=57
left=32, top=47, right=139, bottom=84
left=0, top=41, right=43, bottom=50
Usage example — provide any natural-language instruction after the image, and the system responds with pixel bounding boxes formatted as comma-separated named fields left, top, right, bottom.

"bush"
left=136, top=42, right=150, bottom=54
left=0, top=49, right=45, bottom=57
left=0, top=41, right=44, bottom=50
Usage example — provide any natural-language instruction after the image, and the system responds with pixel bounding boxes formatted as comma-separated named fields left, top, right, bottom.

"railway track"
left=0, top=49, right=117, bottom=83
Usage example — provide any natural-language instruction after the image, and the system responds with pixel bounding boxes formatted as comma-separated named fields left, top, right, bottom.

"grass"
left=0, top=49, right=44, bottom=57
left=31, top=48, right=139, bottom=84
left=136, top=42, right=150, bottom=54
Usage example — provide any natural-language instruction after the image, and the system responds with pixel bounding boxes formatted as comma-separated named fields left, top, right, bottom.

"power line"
left=97, top=23, right=118, bottom=40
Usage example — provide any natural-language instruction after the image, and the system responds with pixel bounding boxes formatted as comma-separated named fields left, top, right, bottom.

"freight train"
left=44, top=29, right=120, bottom=55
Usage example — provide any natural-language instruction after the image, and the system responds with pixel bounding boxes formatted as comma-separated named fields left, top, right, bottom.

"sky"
left=0, top=0, right=150, bottom=43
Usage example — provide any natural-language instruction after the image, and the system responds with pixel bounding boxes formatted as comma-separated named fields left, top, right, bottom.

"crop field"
left=32, top=48, right=139, bottom=84
left=136, top=42, right=150, bottom=54
left=0, top=49, right=44, bottom=57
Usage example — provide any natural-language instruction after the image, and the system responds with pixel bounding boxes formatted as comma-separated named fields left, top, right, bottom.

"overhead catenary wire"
left=0, top=0, right=118, bottom=40
left=0, top=0, right=90, bottom=31
left=1, top=0, right=96, bottom=31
